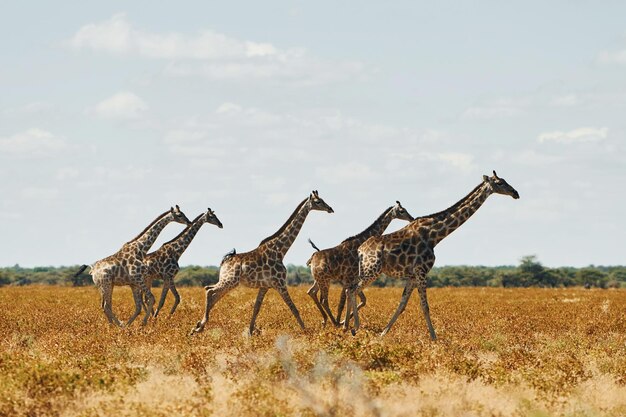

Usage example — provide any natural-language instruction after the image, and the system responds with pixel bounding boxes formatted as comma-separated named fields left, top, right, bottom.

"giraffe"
left=306, top=201, right=414, bottom=326
left=77, top=206, right=191, bottom=326
left=347, top=171, right=519, bottom=339
left=139, top=208, right=223, bottom=318
left=190, top=191, right=334, bottom=336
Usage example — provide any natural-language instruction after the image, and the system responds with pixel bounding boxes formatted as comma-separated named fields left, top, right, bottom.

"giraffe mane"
left=341, top=206, right=393, bottom=244
left=125, top=209, right=171, bottom=243
left=259, top=197, right=308, bottom=245
left=161, top=212, right=204, bottom=245
left=412, top=181, right=485, bottom=222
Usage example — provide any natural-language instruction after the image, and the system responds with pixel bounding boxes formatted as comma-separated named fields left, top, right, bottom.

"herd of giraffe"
left=76, top=171, right=519, bottom=340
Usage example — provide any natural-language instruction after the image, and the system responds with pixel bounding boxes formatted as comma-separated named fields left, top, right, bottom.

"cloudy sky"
left=1, top=1, right=625, bottom=268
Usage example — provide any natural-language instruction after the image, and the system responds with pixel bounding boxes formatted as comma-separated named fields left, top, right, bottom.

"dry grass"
left=1, top=286, right=625, bottom=416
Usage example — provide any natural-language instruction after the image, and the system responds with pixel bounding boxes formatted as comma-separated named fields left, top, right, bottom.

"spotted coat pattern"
left=140, top=208, right=223, bottom=317
left=306, top=201, right=414, bottom=326
left=350, top=172, right=520, bottom=339
left=88, top=206, right=191, bottom=326
left=191, top=191, right=334, bottom=336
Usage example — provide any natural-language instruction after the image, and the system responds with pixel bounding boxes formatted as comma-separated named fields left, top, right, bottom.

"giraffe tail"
left=306, top=238, right=321, bottom=267
left=221, top=248, right=236, bottom=265
left=73, top=264, right=89, bottom=278
left=307, top=238, right=321, bottom=252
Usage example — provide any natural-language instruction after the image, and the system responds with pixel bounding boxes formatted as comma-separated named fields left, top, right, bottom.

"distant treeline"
left=1, top=256, right=625, bottom=289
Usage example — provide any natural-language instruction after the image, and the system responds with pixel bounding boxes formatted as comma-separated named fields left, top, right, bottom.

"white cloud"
left=0, top=128, right=66, bottom=156
left=69, top=14, right=365, bottom=84
left=537, top=127, right=608, bottom=144
left=68, top=13, right=132, bottom=53
left=163, top=103, right=478, bottom=178
left=94, top=165, right=152, bottom=181
left=56, top=167, right=80, bottom=180
left=69, top=14, right=132, bottom=53
left=164, top=129, right=208, bottom=145
left=598, top=49, right=626, bottom=64
left=316, top=162, right=376, bottom=184
left=550, top=94, right=582, bottom=107
left=91, top=92, right=148, bottom=120
left=515, top=150, right=563, bottom=166
left=21, top=187, right=59, bottom=200
left=461, top=99, right=526, bottom=120
left=2, top=101, right=53, bottom=117
left=69, top=13, right=278, bottom=60
left=436, top=153, right=475, bottom=172
left=216, top=102, right=243, bottom=114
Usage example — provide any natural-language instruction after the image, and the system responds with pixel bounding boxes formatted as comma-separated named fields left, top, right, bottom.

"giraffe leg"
left=276, top=286, right=305, bottom=330
left=380, top=280, right=416, bottom=337
left=343, top=286, right=360, bottom=336
left=343, top=286, right=359, bottom=332
left=154, top=282, right=170, bottom=318
left=99, top=286, right=106, bottom=310
left=139, top=282, right=155, bottom=326
left=417, top=284, right=437, bottom=341
left=102, top=283, right=122, bottom=327
left=307, top=282, right=329, bottom=326
left=336, top=287, right=347, bottom=326
left=320, top=284, right=338, bottom=326
left=168, top=284, right=181, bottom=316
left=342, top=288, right=368, bottom=324
left=190, top=285, right=232, bottom=335
left=248, top=288, right=269, bottom=336
left=356, top=290, right=367, bottom=311
left=126, top=278, right=154, bottom=326
left=126, top=286, right=144, bottom=326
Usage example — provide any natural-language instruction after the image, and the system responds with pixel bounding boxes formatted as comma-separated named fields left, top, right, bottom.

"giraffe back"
left=309, top=240, right=362, bottom=286
left=217, top=248, right=287, bottom=289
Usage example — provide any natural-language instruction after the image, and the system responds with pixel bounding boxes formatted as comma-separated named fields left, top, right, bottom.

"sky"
left=1, top=1, right=625, bottom=268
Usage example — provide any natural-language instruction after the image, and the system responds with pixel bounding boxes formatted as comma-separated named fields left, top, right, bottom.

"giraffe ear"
left=483, top=175, right=489, bottom=182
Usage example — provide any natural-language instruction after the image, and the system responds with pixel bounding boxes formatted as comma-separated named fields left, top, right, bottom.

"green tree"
left=0, top=270, right=10, bottom=286
left=576, top=268, right=608, bottom=288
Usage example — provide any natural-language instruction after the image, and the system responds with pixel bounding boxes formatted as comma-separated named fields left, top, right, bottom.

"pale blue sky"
left=1, top=1, right=625, bottom=267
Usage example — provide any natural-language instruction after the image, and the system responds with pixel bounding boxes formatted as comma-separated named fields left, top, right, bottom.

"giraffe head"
left=171, top=205, right=192, bottom=225
left=483, top=171, right=520, bottom=199
left=391, top=200, right=414, bottom=221
left=203, top=208, right=223, bottom=229
left=308, top=190, right=334, bottom=213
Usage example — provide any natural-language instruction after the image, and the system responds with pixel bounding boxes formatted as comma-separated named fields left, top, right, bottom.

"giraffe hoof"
left=190, top=322, right=203, bottom=335
left=351, top=329, right=356, bottom=336
left=247, top=327, right=261, bottom=337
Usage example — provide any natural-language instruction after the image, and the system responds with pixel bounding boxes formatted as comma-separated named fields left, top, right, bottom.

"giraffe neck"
left=133, top=212, right=175, bottom=255
left=430, top=182, right=492, bottom=246
left=262, top=202, right=311, bottom=258
left=341, top=206, right=395, bottom=245
left=164, top=214, right=206, bottom=259
left=360, top=208, right=396, bottom=242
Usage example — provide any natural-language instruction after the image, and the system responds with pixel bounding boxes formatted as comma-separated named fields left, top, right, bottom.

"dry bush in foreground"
left=1, top=286, right=625, bottom=416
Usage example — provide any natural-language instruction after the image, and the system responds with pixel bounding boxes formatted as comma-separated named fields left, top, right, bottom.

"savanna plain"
left=1, top=286, right=625, bottom=417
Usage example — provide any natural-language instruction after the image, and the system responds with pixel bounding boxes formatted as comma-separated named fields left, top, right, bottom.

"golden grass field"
left=1, top=285, right=625, bottom=417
